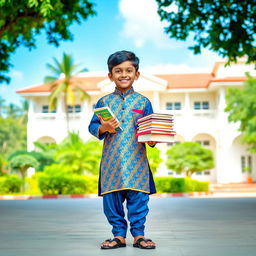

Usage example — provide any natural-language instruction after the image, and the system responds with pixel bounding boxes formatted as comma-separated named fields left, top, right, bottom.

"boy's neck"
left=115, top=86, right=134, bottom=95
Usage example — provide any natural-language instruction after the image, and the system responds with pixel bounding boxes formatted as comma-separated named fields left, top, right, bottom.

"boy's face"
left=108, top=61, right=140, bottom=93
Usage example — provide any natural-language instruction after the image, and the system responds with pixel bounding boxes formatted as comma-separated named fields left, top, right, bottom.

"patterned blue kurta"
left=88, top=87, right=156, bottom=196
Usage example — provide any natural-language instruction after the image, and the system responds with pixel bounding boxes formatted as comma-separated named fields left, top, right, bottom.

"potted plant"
left=244, top=166, right=253, bottom=183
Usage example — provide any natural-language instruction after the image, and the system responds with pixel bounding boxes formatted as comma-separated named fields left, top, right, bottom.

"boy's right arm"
left=98, top=116, right=119, bottom=135
left=88, top=101, right=120, bottom=139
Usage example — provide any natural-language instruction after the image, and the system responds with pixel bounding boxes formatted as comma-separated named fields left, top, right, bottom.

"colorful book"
left=137, top=113, right=173, bottom=123
left=94, top=106, right=123, bottom=131
left=137, top=133, right=175, bottom=143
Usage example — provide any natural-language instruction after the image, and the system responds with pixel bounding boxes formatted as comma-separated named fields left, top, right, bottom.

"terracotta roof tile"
left=16, top=76, right=105, bottom=93
left=155, top=73, right=213, bottom=89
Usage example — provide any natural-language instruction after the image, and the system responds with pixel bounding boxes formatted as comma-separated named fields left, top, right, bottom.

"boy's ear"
left=108, top=73, right=113, bottom=81
left=135, top=71, right=140, bottom=80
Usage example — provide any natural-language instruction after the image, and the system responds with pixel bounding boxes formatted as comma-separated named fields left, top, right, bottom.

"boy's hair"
left=107, top=50, right=139, bottom=73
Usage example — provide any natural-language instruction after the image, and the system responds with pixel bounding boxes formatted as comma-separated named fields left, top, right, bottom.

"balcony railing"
left=29, top=112, right=86, bottom=121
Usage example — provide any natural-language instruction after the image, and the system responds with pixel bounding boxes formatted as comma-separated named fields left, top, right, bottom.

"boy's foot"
left=133, top=236, right=156, bottom=249
left=101, top=236, right=126, bottom=249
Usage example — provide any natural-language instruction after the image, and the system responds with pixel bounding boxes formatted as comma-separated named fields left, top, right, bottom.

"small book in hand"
left=94, top=106, right=123, bottom=131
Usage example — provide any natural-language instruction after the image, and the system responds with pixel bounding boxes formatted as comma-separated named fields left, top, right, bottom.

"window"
left=241, top=155, right=253, bottom=173
left=166, top=102, right=181, bottom=110
left=196, top=140, right=210, bottom=147
left=203, top=140, right=210, bottom=146
left=75, top=105, right=81, bottom=113
left=202, top=101, right=209, bottom=109
left=68, top=105, right=81, bottom=113
left=42, top=105, right=49, bottom=113
left=174, top=102, right=181, bottom=110
left=42, top=105, right=56, bottom=113
left=194, top=101, right=209, bottom=110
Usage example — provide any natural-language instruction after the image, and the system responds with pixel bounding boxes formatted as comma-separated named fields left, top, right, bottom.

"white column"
left=153, top=91, right=160, bottom=112
left=28, top=98, right=35, bottom=120
left=184, top=92, right=190, bottom=115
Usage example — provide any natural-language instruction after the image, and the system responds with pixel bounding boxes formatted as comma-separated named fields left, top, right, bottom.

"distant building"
left=17, top=61, right=256, bottom=183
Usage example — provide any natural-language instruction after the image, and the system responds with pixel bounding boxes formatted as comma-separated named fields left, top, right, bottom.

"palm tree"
left=0, top=96, right=6, bottom=117
left=5, top=103, right=20, bottom=118
left=44, top=53, right=89, bottom=133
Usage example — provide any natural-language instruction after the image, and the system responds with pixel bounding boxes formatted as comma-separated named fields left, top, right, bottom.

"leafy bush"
left=0, top=175, right=23, bottom=194
left=154, top=176, right=209, bottom=193
left=39, top=173, right=84, bottom=195
left=38, top=164, right=98, bottom=195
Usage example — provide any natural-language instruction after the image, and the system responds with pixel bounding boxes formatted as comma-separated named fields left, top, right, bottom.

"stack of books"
left=136, top=113, right=175, bottom=143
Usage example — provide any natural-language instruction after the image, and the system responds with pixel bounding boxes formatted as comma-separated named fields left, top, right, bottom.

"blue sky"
left=1, top=0, right=219, bottom=105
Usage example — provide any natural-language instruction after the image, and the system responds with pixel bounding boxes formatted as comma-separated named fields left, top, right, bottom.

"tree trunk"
left=64, top=93, right=70, bottom=135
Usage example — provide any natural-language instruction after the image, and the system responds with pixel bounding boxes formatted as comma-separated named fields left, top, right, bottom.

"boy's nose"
left=121, top=71, right=128, bottom=77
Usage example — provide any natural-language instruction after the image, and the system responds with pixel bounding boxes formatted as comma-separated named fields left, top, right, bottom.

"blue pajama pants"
left=103, top=190, right=149, bottom=238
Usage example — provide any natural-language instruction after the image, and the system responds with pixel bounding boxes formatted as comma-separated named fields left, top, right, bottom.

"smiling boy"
left=88, top=50, right=156, bottom=249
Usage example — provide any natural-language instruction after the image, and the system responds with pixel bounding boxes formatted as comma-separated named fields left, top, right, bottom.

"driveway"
left=0, top=197, right=255, bottom=256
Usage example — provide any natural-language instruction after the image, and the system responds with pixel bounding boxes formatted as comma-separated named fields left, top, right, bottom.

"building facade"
left=17, top=61, right=256, bottom=183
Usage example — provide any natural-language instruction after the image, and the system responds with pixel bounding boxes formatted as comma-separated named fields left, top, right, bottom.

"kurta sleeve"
left=143, top=99, right=154, bottom=117
left=88, top=100, right=107, bottom=140
left=143, top=99, right=155, bottom=147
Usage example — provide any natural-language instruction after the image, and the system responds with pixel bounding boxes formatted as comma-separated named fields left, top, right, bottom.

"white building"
left=17, top=61, right=256, bottom=183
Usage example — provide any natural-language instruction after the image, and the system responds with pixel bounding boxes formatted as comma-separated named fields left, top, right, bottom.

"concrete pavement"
left=0, top=197, right=256, bottom=256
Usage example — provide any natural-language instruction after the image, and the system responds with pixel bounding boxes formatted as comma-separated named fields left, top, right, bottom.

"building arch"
left=192, top=133, right=216, bottom=150
left=35, top=136, right=56, bottom=146
left=230, top=135, right=254, bottom=182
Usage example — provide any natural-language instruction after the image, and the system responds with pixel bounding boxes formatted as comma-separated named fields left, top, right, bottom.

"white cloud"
left=118, top=0, right=177, bottom=48
left=10, top=70, right=24, bottom=82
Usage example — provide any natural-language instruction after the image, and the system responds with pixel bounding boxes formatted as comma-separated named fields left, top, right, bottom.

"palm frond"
left=45, top=63, right=61, bottom=76
left=77, top=87, right=90, bottom=102
left=63, top=53, right=73, bottom=76
left=67, top=86, right=75, bottom=106
left=44, top=76, right=58, bottom=84
left=49, top=83, right=66, bottom=110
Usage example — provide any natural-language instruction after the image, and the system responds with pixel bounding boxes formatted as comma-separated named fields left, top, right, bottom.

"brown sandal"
left=133, top=238, right=156, bottom=249
left=101, top=237, right=126, bottom=249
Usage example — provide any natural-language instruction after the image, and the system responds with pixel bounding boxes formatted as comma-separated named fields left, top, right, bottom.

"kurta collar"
left=114, top=87, right=134, bottom=98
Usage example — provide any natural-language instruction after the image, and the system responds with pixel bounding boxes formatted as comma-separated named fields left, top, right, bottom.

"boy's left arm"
left=144, top=99, right=157, bottom=148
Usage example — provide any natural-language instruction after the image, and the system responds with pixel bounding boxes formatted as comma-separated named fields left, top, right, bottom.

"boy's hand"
left=99, top=116, right=119, bottom=134
left=147, top=141, right=157, bottom=147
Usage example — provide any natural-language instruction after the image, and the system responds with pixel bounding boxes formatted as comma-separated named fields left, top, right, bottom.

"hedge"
left=154, top=177, right=209, bottom=193
left=0, top=174, right=208, bottom=195
left=0, top=175, right=23, bottom=194
left=38, top=174, right=98, bottom=195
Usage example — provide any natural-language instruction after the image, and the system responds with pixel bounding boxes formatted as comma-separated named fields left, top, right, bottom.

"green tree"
left=0, top=116, right=27, bottom=156
left=166, top=142, right=214, bottom=177
left=8, top=149, right=55, bottom=172
left=54, top=132, right=102, bottom=175
left=156, top=0, right=256, bottom=63
left=146, top=144, right=162, bottom=175
left=0, top=0, right=95, bottom=84
left=8, top=154, right=39, bottom=191
left=44, top=53, right=89, bottom=133
left=225, top=74, right=256, bottom=152
left=0, top=96, right=5, bottom=116
left=0, top=154, right=7, bottom=176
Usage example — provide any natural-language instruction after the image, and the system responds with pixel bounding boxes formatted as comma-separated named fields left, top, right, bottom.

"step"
left=210, top=183, right=256, bottom=193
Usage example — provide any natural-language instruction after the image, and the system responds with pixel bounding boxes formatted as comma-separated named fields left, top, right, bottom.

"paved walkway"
left=0, top=197, right=256, bottom=256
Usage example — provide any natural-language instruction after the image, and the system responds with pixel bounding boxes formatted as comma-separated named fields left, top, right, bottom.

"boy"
left=88, top=50, right=156, bottom=249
